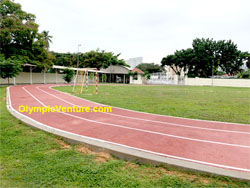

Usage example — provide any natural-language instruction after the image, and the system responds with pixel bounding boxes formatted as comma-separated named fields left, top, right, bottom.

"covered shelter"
left=100, top=65, right=131, bottom=83
left=22, top=63, right=37, bottom=85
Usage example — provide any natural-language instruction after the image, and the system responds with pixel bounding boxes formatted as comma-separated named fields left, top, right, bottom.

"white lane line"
left=37, top=86, right=250, bottom=135
left=22, top=86, right=250, bottom=148
left=50, top=85, right=250, bottom=127
left=7, top=87, right=250, bottom=173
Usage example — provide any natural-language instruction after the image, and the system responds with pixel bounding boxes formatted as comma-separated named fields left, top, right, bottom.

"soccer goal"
left=72, top=68, right=98, bottom=94
left=52, top=65, right=98, bottom=94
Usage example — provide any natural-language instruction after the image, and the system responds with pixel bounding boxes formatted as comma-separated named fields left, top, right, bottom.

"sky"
left=15, top=0, right=250, bottom=64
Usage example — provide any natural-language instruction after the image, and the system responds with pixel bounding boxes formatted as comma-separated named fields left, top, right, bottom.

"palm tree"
left=42, top=31, right=52, bottom=50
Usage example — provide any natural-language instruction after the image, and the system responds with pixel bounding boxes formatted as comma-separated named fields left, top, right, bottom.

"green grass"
left=1, top=86, right=250, bottom=187
left=54, top=85, right=250, bottom=124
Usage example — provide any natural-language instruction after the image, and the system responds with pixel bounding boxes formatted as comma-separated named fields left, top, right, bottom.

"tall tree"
left=190, top=38, right=219, bottom=77
left=136, top=63, right=164, bottom=73
left=42, top=30, right=52, bottom=50
left=161, top=38, right=248, bottom=78
left=216, top=40, right=243, bottom=76
left=52, top=50, right=128, bottom=69
left=0, top=0, right=54, bottom=69
left=161, top=48, right=194, bottom=76
left=52, top=49, right=129, bottom=69
left=51, top=52, right=77, bottom=67
left=79, top=49, right=128, bottom=69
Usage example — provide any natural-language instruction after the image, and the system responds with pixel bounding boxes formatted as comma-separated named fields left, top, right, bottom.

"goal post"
left=71, top=67, right=98, bottom=94
left=52, top=66, right=98, bottom=94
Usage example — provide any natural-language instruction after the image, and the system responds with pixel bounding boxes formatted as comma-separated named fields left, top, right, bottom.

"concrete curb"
left=6, top=87, right=250, bottom=181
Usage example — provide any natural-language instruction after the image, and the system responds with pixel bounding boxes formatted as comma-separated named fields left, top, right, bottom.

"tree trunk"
left=8, top=77, right=9, bottom=85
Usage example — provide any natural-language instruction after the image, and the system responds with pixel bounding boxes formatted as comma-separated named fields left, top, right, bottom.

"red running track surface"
left=8, top=84, right=250, bottom=174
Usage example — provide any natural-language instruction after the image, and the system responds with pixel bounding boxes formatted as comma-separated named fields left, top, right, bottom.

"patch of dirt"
left=76, top=145, right=113, bottom=163
left=158, top=167, right=211, bottom=185
left=159, top=167, right=177, bottom=176
left=199, top=178, right=210, bottom=185
left=122, top=164, right=212, bottom=185
left=57, top=139, right=70, bottom=149
left=76, top=145, right=95, bottom=155
left=121, top=162, right=139, bottom=171
left=94, top=152, right=113, bottom=163
left=2, top=97, right=6, bottom=101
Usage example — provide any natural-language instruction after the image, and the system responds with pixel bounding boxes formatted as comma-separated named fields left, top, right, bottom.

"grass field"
left=1, top=86, right=250, bottom=187
left=55, top=85, right=250, bottom=124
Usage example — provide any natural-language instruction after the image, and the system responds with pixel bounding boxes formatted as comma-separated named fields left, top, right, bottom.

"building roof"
left=52, top=65, right=98, bottom=72
left=131, top=68, right=144, bottom=74
left=100, top=65, right=132, bottom=74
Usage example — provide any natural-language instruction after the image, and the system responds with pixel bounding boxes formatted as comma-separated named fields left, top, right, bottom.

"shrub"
left=63, top=69, right=75, bottom=83
left=238, top=70, right=250, bottom=79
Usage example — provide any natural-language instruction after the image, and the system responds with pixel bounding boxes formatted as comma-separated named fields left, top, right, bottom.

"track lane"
left=48, top=85, right=250, bottom=132
left=35, top=86, right=250, bottom=147
left=8, top=84, right=250, bottom=172
left=39, top=86, right=250, bottom=135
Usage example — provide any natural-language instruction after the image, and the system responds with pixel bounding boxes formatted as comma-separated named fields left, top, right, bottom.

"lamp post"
left=73, top=44, right=81, bottom=92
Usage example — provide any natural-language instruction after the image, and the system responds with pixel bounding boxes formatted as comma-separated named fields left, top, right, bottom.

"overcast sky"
left=15, top=0, right=250, bottom=64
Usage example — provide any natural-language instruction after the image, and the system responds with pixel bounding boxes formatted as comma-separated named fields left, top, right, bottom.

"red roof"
left=132, top=68, right=144, bottom=74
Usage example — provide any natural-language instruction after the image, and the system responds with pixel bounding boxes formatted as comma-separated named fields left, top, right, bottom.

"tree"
left=143, top=71, right=151, bottom=80
left=63, top=69, right=75, bottom=83
left=136, top=63, right=164, bottom=73
left=190, top=38, right=246, bottom=77
left=0, top=59, right=22, bottom=85
left=101, top=74, right=107, bottom=82
left=238, top=70, right=250, bottom=79
left=161, top=48, right=194, bottom=76
left=51, top=52, right=77, bottom=67
left=190, top=38, right=219, bottom=77
left=216, top=40, right=244, bottom=76
left=53, top=49, right=129, bottom=69
left=246, top=53, right=250, bottom=69
left=42, top=30, right=52, bottom=50
left=0, top=0, right=54, bottom=68
left=79, top=49, right=129, bottom=69
left=161, top=38, right=248, bottom=78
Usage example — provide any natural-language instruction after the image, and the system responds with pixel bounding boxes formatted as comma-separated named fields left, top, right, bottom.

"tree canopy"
left=0, top=58, right=22, bottom=84
left=136, top=63, right=164, bottom=73
left=0, top=0, right=54, bottom=69
left=52, top=49, right=129, bottom=70
left=161, top=38, right=249, bottom=78
left=51, top=52, right=76, bottom=67
left=41, top=30, right=52, bottom=50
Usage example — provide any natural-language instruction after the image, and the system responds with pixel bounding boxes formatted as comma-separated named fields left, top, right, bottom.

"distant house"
left=129, top=68, right=145, bottom=84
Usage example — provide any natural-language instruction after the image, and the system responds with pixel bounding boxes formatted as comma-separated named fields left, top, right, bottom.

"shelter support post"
left=95, top=69, right=98, bottom=94
left=30, top=66, right=32, bottom=84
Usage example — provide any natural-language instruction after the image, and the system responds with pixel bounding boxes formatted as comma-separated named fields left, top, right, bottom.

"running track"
left=7, top=84, right=250, bottom=179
